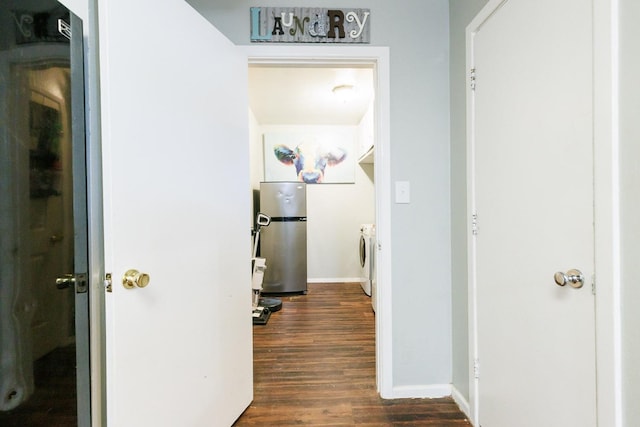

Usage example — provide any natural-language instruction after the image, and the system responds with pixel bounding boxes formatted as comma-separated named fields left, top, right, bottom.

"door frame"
left=465, top=0, right=622, bottom=426
left=79, top=1, right=107, bottom=425
left=241, top=45, right=393, bottom=397
left=70, top=12, right=92, bottom=426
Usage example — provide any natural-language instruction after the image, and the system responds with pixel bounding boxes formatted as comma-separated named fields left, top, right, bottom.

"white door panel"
left=100, top=1, right=252, bottom=425
left=469, top=0, right=596, bottom=425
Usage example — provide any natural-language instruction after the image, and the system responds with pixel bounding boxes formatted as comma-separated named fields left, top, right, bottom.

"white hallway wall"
left=191, top=0, right=453, bottom=390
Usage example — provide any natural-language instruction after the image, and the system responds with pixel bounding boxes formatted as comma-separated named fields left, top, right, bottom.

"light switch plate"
left=395, top=181, right=410, bottom=204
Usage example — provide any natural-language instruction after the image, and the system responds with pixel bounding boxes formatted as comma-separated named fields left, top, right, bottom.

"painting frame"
left=263, top=131, right=356, bottom=184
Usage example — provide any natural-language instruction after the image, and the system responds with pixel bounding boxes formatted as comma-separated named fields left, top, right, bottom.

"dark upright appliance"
left=259, top=182, right=307, bottom=294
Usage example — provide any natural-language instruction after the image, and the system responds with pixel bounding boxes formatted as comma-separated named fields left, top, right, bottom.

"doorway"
left=248, top=64, right=375, bottom=285
left=0, top=4, right=90, bottom=426
left=243, top=45, right=392, bottom=396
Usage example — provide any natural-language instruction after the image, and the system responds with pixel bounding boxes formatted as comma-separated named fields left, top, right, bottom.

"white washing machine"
left=359, top=224, right=375, bottom=297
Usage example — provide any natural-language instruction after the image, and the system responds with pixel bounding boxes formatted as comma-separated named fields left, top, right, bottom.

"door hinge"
left=104, top=273, right=113, bottom=293
left=473, top=358, right=480, bottom=379
left=472, top=213, right=479, bottom=235
left=470, top=68, right=476, bottom=91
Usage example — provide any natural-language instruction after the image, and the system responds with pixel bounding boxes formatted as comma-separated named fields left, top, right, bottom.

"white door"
left=468, top=0, right=596, bottom=426
left=99, top=1, right=252, bottom=425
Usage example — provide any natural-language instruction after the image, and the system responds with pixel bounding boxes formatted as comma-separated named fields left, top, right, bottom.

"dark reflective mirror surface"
left=0, top=1, right=84, bottom=425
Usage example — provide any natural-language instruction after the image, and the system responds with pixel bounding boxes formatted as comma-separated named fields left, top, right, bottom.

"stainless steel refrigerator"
left=259, top=182, right=307, bottom=294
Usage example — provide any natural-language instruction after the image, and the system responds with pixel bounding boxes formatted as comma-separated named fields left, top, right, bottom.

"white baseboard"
left=390, top=384, right=452, bottom=399
left=390, top=384, right=472, bottom=424
left=307, top=277, right=362, bottom=284
left=451, top=386, right=472, bottom=422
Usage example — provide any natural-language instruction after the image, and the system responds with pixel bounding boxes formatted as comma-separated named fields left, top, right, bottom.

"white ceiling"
left=248, top=65, right=374, bottom=126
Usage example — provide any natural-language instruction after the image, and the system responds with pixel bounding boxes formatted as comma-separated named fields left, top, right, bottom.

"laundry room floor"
left=234, top=282, right=470, bottom=426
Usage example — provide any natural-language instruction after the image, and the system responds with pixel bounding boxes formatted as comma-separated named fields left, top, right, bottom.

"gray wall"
left=448, top=0, right=488, bottom=402
left=188, top=0, right=453, bottom=390
left=620, top=0, right=640, bottom=424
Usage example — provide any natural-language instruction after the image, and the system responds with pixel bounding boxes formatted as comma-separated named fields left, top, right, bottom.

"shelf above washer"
left=358, top=146, right=374, bottom=164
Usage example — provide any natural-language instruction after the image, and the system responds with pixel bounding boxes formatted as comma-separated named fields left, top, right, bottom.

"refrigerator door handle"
left=270, top=217, right=307, bottom=222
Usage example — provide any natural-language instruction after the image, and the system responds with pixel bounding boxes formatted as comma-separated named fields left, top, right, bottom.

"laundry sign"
left=250, top=7, right=370, bottom=43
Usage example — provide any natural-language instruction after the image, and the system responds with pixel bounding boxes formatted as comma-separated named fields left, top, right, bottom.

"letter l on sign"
left=250, top=7, right=272, bottom=41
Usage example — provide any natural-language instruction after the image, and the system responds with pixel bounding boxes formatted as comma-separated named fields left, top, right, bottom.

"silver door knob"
left=122, top=269, right=150, bottom=289
left=554, top=269, right=584, bottom=288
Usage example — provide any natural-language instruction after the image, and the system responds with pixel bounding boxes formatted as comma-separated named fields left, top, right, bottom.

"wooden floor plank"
left=234, top=282, right=470, bottom=426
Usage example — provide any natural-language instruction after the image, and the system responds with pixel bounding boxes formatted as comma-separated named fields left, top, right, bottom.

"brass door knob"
left=122, top=269, right=150, bottom=289
left=56, top=274, right=76, bottom=289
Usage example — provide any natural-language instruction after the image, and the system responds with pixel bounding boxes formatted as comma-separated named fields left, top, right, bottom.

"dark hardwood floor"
left=0, top=344, right=77, bottom=427
left=0, top=284, right=469, bottom=426
left=234, top=282, right=470, bottom=426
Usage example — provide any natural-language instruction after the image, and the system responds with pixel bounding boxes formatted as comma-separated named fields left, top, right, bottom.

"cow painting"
left=273, top=143, right=347, bottom=184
